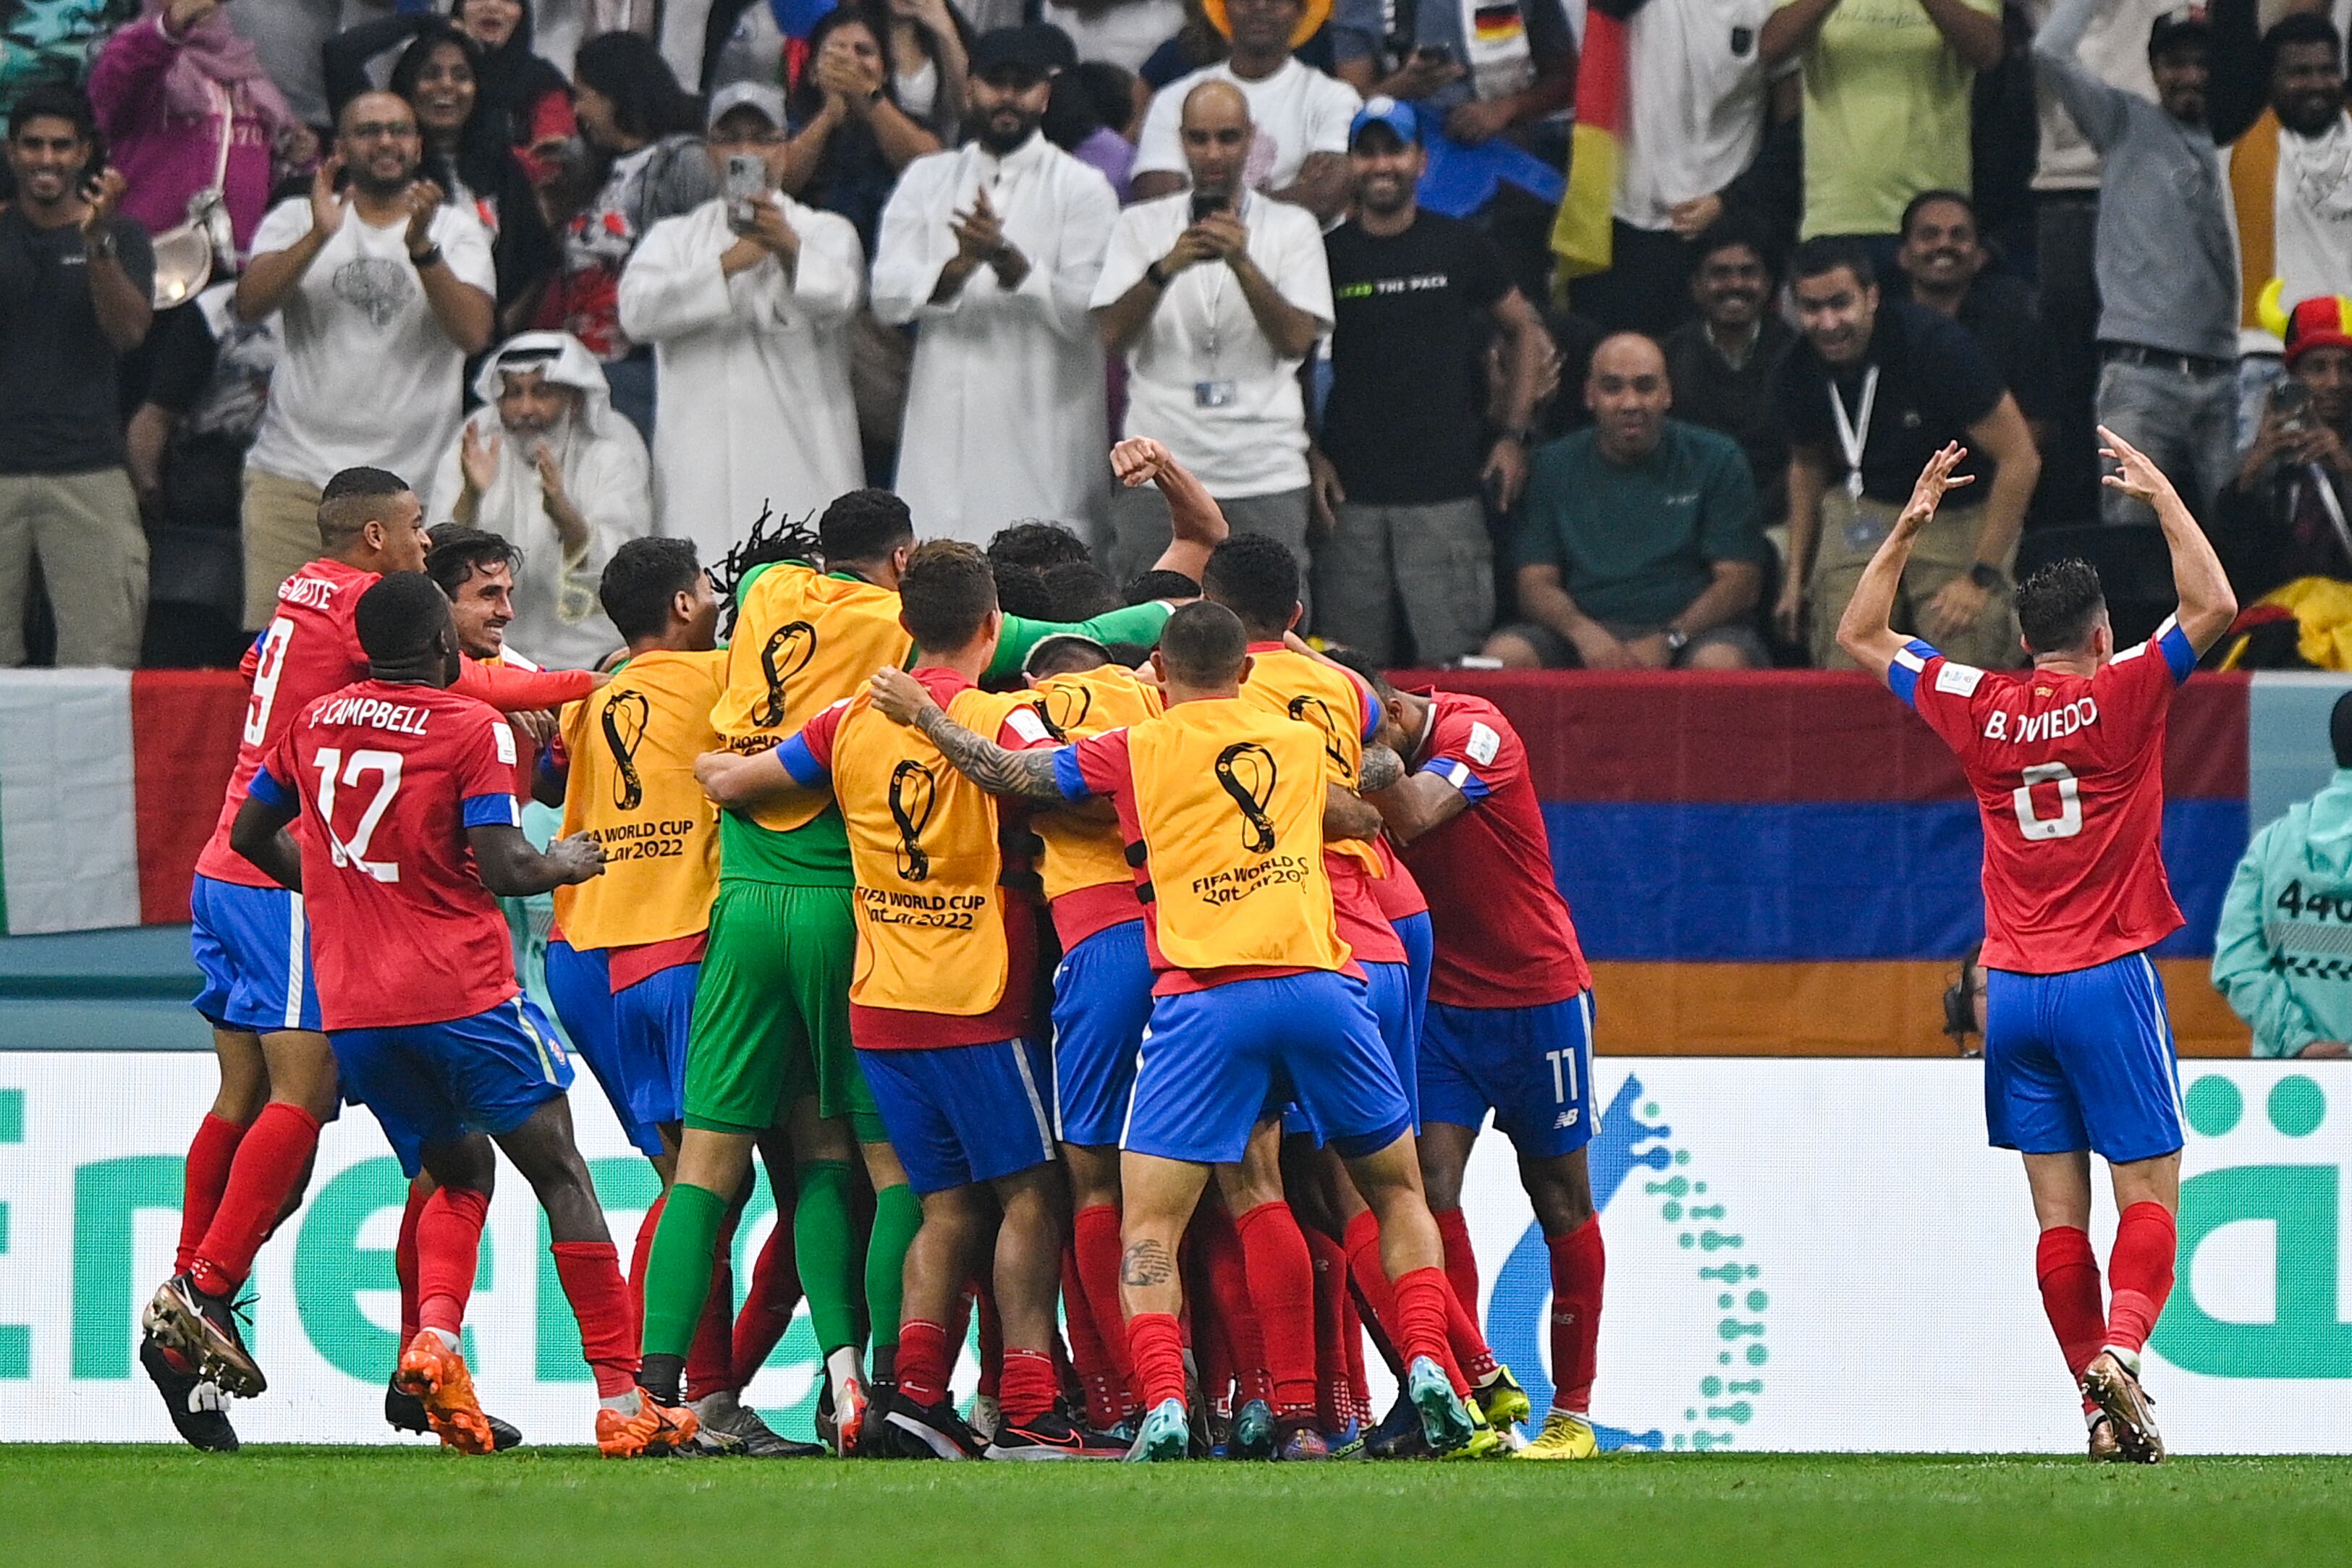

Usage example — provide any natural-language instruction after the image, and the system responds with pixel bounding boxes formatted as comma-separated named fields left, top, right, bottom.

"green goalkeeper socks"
left=864, top=1180, right=923, bottom=1354
left=640, top=1180, right=729, bottom=1361
left=795, top=1161, right=860, bottom=1356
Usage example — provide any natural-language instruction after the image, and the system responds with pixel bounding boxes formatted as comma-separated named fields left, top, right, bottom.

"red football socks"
left=1547, top=1219, right=1605, bottom=1415
left=1191, top=1203, right=1269, bottom=1397
left=175, top=1113, right=245, bottom=1277
left=1234, top=1200, right=1319, bottom=1420
left=415, top=1185, right=491, bottom=1336
left=2105, top=1203, right=2178, bottom=1356
left=1390, top=1266, right=1455, bottom=1382
left=1342, top=1210, right=1401, bottom=1339
left=394, top=1180, right=427, bottom=1345
left=552, top=1240, right=640, bottom=1397
left=999, top=1347, right=1059, bottom=1425
left=189, top=1102, right=321, bottom=1297
left=1062, top=1247, right=1124, bottom=1429
left=1434, top=1206, right=1482, bottom=1321
left=627, top=1192, right=665, bottom=1342
left=730, top=1219, right=804, bottom=1391
left=2034, top=1225, right=2105, bottom=1380
left=1126, top=1310, right=1188, bottom=1412
left=897, top=1318, right=950, bottom=1407
left=682, top=1220, right=738, bottom=1403
left=1306, top=1226, right=1350, bottom=1431
left=1071, top=1203, right=1135, bottom=1389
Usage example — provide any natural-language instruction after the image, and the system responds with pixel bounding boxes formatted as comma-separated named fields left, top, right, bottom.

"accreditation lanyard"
left=1829, top=365, right=1879, bottom=503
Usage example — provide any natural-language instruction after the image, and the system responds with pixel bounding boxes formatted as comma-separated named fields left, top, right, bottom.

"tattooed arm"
left=870, top=668, right=1070, bottom=802
left=1358, top=744, right=1405, bottom=794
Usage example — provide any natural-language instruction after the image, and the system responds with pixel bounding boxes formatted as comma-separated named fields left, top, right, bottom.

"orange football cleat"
left=394, top=1331, right=495, bottom=1455
left=596, top=1388, right=700, bottom=1458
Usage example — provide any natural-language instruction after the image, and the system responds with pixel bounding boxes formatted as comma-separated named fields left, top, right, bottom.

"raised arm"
left=2102, top=425, right=2238, bottom=653
left=1916, top=0, right=2004, bottom=72
left=1834, top=443, right=1975, bottom=679
left=1112, top=436, right=1231, bottom=582
left=868, top=668, right=1070, bottom=801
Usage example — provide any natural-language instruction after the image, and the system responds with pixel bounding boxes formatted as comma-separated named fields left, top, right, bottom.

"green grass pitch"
left=4, top=1449, right=2346, bottom=1567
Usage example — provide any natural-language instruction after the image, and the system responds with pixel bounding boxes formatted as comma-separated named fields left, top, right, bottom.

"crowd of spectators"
left=4, top=0, right=2352, bottom=674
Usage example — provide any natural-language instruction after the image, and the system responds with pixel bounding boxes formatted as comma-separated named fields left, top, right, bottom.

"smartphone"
left=1189, top=190, right=1228, bottom=225
left=724, top=152, right=766, bottom=233
left=2270, top=376, right=2314, bottom=438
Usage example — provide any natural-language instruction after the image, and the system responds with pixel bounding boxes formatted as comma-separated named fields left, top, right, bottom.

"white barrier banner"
left=1, top=1056, right=2348, bottom=1452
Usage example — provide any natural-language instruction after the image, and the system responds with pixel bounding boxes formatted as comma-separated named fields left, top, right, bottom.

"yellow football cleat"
left=1515, top=1410, right=1599, bottom=1459
left=1474, top=1365, right=1533, bottom=1435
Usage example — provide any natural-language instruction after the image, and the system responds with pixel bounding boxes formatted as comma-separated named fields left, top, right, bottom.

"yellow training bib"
left=1031, top=664, right=1163, bottom=904
left=554, top=649, right=727, bottom=948
left=832, top=685, right=1047, bottom=1015
left=1240, top=645, right=1383, bottom=878
left=711, top=563, right=913, bottom=834
left=1127, top=698, right=1350, bottom=975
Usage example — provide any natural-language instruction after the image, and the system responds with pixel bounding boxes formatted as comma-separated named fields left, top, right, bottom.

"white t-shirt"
left=2027, top=0, right=2164, bottom=192
left=1616, top=0, right=1777, bottom=231
left=1132, top=57, right=1362, bottom=196
left=1088, top=190, right=1334, bottom=497
left=243, top=196, right=496, bottom=498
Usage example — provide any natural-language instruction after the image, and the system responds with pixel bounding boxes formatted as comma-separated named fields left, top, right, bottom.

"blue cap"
left=1348, top=96, right=1419, bottom=148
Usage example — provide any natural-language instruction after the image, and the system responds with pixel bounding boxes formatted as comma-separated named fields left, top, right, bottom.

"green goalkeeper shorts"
left=683, top=881, right=883, bottom=1141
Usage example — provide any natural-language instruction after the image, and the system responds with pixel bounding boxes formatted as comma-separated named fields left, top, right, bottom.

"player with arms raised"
left=1835, top=431, right=2238, bottom=1463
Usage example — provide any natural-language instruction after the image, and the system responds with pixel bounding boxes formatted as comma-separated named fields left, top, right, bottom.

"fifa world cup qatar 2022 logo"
left=1214, top=742, right=1279, bottom=855
left=1486, top=1074, right=1773, bottom=1452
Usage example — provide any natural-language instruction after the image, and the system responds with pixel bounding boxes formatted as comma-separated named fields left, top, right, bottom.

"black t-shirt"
left=1660, top=313, right=1798, bottom=524
left=1321, top=212, right=1511, bottom=505
left=1774, top=300, right=2005, bottom=505
left=1896, top=272, right=2052, bottom=425
left=0, top=208, right=155, bottom=475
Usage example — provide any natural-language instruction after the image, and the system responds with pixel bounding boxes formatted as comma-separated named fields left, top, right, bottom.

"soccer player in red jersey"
left=146, top=468, right=594, bottom=1450
left=1835, top=434, right=2238, bottom=1463
left=1334, top=650, right=1607, bottom=1460
left=196, top=572, right=694, bottom=1456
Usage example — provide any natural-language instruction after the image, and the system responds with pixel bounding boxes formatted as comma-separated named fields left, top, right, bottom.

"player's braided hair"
left=711, top=499, right=821, bottom=635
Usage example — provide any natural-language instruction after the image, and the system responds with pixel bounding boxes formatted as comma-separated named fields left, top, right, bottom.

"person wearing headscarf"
left=88, top=0, right=309, bottom=255
left=427, top=331, right=653, bottom=667
left=326, top=0, right=577, bottom=182
left=389, top=22, right=562, bottom=327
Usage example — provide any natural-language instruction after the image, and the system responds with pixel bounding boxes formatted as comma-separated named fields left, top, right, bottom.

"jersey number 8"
left=2012, top=761, right=2083, bottom=842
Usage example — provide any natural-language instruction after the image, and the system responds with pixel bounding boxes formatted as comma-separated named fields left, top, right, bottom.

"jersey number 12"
left=313, top=747, right=405, bottom=883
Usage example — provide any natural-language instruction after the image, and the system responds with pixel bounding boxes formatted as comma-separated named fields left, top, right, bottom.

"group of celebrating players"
left=135, top=437, right=1605, bottom=1464
left=132, top=420, right=2225, bottom=1467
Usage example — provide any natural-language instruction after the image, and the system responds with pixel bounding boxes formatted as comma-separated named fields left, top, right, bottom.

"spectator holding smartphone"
left=1091, top=79, right=1333, bottom=604
left=2212, top=294, right=2352, bottom=600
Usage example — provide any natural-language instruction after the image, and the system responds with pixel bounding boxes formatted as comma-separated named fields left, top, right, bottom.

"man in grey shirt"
left=2035, top=1, right=2241, bottom=525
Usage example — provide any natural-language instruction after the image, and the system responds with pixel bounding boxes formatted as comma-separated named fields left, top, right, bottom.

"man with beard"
left=235, top=90, right=496, bottom=630
left=1312, top=98, right=1552, bottom=667
left=428, top=331, right=653, bottom=669
left=2226, top=16, right=2352, bottom=374
left=1660, top=217, right=1797, bottom=528
left=1774, top=239, right=2039, bottom=670
left=873, top=25, right=1120, bottom=546
left=618, top=84, right=865, bottom=567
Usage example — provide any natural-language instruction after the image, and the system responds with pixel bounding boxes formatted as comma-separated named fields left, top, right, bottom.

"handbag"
left=150, top=80, right=240, bottom=310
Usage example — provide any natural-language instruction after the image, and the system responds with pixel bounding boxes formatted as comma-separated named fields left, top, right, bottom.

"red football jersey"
left=254, top=680, right=525, bottom=1030
left=1395, top=690, right=1591, bottom=1010
left=1894, top=619, right=2196, bottom=975
left=195, top=559, right=376, bottom=887
left=199, top=561, right=593, bottom=889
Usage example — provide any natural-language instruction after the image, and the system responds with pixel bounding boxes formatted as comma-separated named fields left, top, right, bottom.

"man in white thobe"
left=871, top=25, right=1120, bottom=546
left=618, top=93, right=865, bottom=565
left=426, top=331, right=651, bottom=669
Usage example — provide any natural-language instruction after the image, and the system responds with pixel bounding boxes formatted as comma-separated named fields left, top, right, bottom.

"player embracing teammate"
left=1837, top=433, right=2237, bottom=1462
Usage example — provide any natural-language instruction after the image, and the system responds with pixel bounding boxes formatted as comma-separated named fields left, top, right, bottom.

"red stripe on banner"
left=131, top=671, right=248, bottom=923
left=1391, top=670, right=2249, bottom=804
left=1575, top=12, right=1628, bottom=135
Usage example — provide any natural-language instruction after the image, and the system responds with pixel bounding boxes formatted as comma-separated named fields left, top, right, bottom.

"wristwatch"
left=1664, top=627, right=1691, bottom=657
left=85, top=229, right=117, bottom=263
left=410, top=243, right=444, bottom=270
left=1966, top=562, right=2006, bottom=593
left=1143, top=259, right=1171, bottom=290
